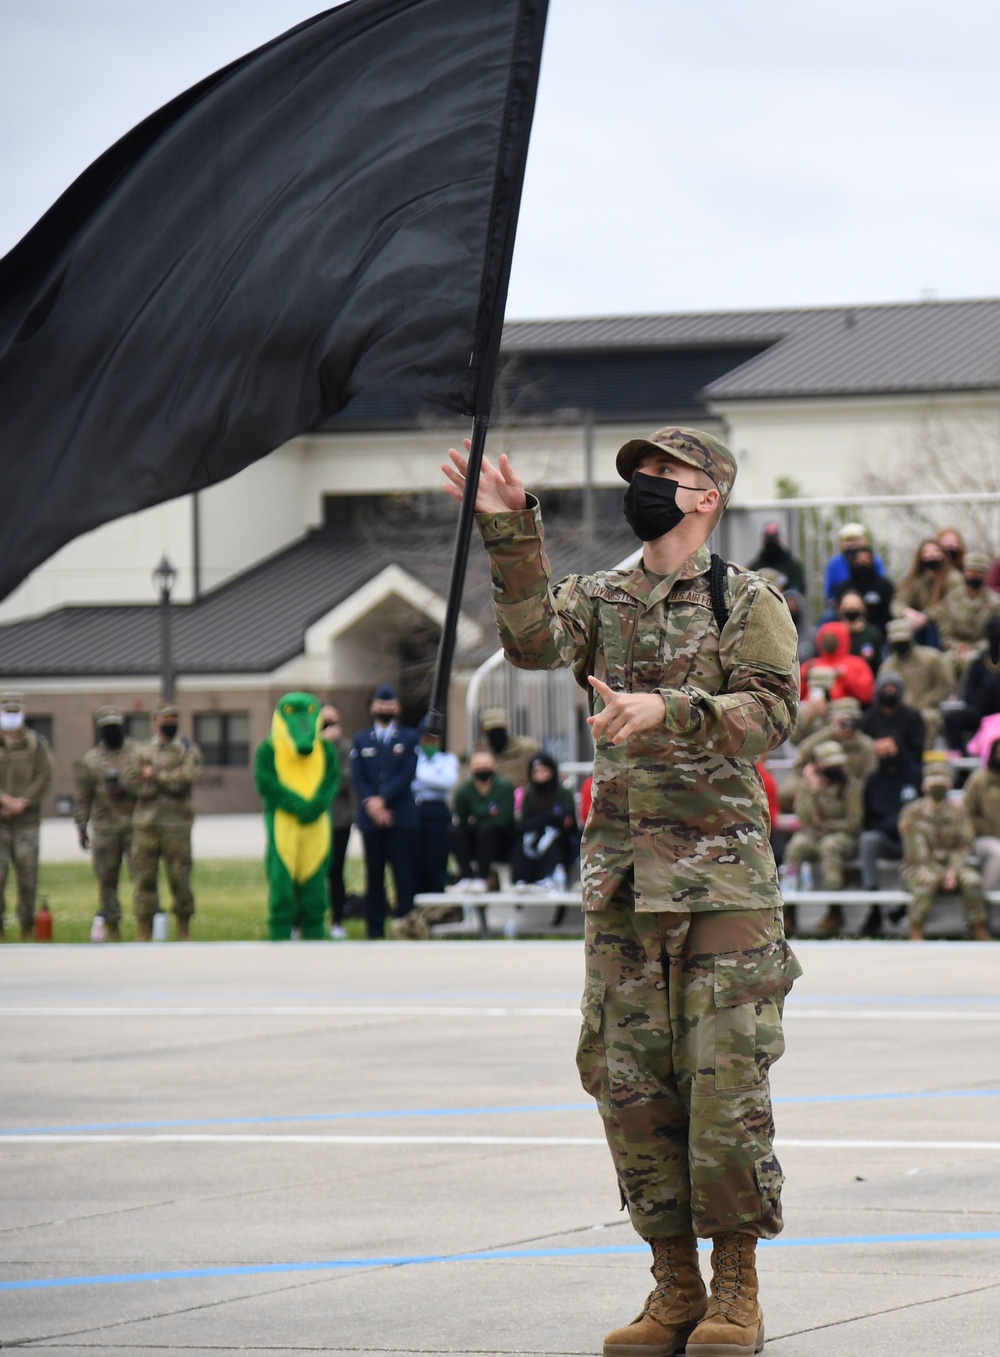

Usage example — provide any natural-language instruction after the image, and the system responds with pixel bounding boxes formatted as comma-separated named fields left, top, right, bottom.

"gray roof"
left=502, top=298, right=1000, bottom=399
left=0, top=514, right=636, bottom=680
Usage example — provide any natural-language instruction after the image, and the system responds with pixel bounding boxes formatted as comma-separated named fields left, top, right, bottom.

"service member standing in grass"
left=445, top=427, right=802, bottom=1357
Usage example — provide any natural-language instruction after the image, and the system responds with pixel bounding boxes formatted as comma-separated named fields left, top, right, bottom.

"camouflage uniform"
left=128, top=733, right=201, bottom=924
left=476, top=429, right=801, bottom=1241
left=877, top=637, right=953, bottom=746
left=784, top=774, right=863, bottom=890
left=899, top=794, right=986, bottom=928
left=73, top=736, right=139, bottom=927
left=0, top=714, right=53, bottom=936
left=933, top=584, right=1000, bottom=653
left=794, top=724, right=877, bottom=786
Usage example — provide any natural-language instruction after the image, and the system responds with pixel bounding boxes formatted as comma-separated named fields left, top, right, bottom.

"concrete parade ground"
left=2, top=939, right=999, bottom=1356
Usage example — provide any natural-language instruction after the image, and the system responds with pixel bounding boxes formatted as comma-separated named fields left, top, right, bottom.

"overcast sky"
left=1, top=0, right=998, bottom=320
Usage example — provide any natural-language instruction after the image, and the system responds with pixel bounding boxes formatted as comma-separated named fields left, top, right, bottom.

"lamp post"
left=152, top=556, right=177, bottom=703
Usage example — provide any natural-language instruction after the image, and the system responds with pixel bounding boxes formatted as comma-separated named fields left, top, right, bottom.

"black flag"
left=0, top=0, right=547, bottom=603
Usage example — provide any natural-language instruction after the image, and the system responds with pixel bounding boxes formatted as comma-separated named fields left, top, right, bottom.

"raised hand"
left=442, top=437, right=527, bottom=514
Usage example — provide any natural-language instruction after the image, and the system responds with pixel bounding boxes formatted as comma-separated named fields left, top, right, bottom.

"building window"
left=124, top=713, right=152, bottom=742
left=194, top=712, right=250, bottom=767
left=26, top=715, right=54, bottom=748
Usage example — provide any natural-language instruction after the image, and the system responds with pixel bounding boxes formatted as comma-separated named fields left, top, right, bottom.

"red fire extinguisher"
left=33, top=897, right=53, bottom=942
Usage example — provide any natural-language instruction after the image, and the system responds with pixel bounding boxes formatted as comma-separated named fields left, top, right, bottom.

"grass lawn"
left=3, top=858, right=371, bottom=944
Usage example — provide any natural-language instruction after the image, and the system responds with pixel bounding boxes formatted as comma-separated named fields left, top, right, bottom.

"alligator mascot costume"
left=254, top=693, right=339, bottom=940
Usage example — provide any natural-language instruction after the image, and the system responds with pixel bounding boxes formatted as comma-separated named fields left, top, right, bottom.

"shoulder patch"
left=734, top=582, right=798, bottom=674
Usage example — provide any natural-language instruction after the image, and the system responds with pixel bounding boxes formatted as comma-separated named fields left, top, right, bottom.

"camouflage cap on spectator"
left=95, top=706, right=124, bottom=727
left=0, top=691, right=25, bottom=711
left=887, top=618, right=914, bottom=642
left=965, top=551, right=992, bottom=575
left=757, top=567, right=788, bottom=590
left=923, top=762, right=954, bottom=787
left=814, top=740, right=848, bottom=767
left=154, top=703, right=180, bottom=719
left=807, top=665, right=837, bottom=692
left=480, top=707, right=509, bottom=731
left=615, top=427, right=737, bottom=505
left=831, top=697, right=862, bottom=716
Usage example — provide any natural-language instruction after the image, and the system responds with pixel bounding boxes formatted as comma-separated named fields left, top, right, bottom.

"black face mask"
left=472, top=769, right=493, bottom=784
left=841, top=610, right=863, bottom=623
left=966, top=576, right=985, bottom=591
left=623, top=473, right=698, bottom=542
left=921, top=558, right=943, bottom=572
left=759, top=538, right=785, bottom=564
left=486, top=729, right=508, bottom=755
left=989, top=758, right=1000, bottom=773
left=101, top=726, right=125, bottom=750
left=159, top=722, right=178, bottom=740
left=821, top=767, right=846, bottom=785
left=820, top=634, right=840, bottom=656
left=879, top=690, right=900, bottom=709
left=891, top=642, right=911, bottom=656
left=851, top=565, right=875, bottom=586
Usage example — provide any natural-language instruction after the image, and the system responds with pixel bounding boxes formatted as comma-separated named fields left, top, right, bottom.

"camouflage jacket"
left=794, top=725, right=878, bottom=784
left=876, top=647, right=953, bottom=713
left=961, top=768, right=1000, bottom=839
left=127, top=735, right=202, bottom=827
left=0, top=728, right=53, bottom=828
left=933, top=586, right=1000, bottom=650
left=73, top=739, right=140, bottom=833
left=899, top=796, right=974, bottom=871
left=792, top=776, right=864, bottom=838
left=477, top=501, right=799, bottom=913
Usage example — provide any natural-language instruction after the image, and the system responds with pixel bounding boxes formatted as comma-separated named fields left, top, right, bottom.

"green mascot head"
left=272, top=692, right=322, bottom=756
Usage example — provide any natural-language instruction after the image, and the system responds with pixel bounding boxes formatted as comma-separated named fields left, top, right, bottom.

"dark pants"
left=414, top=801, right=452, bottom=895
left=450, top=820, right=514, bottom=880
left=362, top=826, right=417, bottom=939
left=510, top=827, right=574, bottom=884
left=328, top=824, right=352, bottom=926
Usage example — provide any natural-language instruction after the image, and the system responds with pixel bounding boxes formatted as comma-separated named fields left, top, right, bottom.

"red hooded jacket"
left=801, top=620, right=875, bottom=705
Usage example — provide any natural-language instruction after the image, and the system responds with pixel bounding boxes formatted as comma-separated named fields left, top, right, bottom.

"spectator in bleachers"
left=963, top=736, right=1000, bottom=893
left=835, top=590, right=883, bottom=673
left=934, top=551, right=1000, bottom=673
left=509, top=751, right=578, bottom=892
left=936, top=526, right=966, bottom=574
left=855, top=674, right=924, bottom=935
left=794, top=697, right=878, bottom=786
left=784, top=740, right=864, bottom=937
left=899, top=765, right=991, bottom=942
left=791, top=665, right=836, bottom=745
left=747, top=521, right=806, bottom=592
left=879, top=618, right=954, bottom=748
left=801, top=620, right=875, bottom=707
left=478, top=708, right=538, bottom=791
left=782, top=587, right=816, bottom=662
left=891, top=538, right=964, bottom=649
left=841, top=544, right=894, bottom=637
left=824, top=522, right=886, bottom=604
left=449, top=749, right=515, bottom=892
left=945, top=613, right=1000, bottom=752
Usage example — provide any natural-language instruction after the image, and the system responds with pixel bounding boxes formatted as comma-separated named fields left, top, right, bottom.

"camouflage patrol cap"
left=923, top=762, right=953, bottom=787
left=95, top=706, right=124, bottom=727
left=814, top=740, right=848, bottom=768
left=0, top=691, right=25, bottom=711
left=615, top=427, right=737, bottom=505
left=831, top=697, right=861, bottom=716
left=808, top=666, right=837, bottom=692
left=480, top=707, right=509, bottom=731
left=886, top=618, right=914, bottom=642
left=155, top=703, right=180, bottom=719
left=964, top=551, right=992, bottom=574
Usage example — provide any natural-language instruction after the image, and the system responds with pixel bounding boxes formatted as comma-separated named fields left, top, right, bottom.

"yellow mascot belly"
left=273, top=722, right=331, bottom=883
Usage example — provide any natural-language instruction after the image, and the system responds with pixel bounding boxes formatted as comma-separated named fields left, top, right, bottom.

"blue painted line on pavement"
left=3, top=1089, right=999, bottom=1137
left=4, top=1233, right=999, bottom=1292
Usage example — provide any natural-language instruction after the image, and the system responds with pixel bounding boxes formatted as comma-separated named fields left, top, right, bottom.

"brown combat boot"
left=603, top=1234, right=707, bottom=1357
left=136, top=918, right=153, bottom=942
left=176, top=916, right=191, bottom=941
left=686, top=1233, right=764, bottom=1357
left=909, top=921, right=924, bottom=942
left=971, top=921, right=992, bottom=942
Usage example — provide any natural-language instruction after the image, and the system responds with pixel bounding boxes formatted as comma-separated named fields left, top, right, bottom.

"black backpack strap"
left=709, top=553, right=731, bottom=634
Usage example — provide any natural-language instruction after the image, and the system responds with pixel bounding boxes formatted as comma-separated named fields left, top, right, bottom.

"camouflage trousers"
left=91, top=826, right=132, bottom=926
left=784, top=830, right=857, bottom=890
left=901, top=863, right=986, bottom=926
left=132, top=822, right=194, bottom=921
left=0, top=821, right=40, bottom=935
left=577, top=888, right=801, bottom=1241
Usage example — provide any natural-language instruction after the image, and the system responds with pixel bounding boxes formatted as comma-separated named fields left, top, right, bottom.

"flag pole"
left=422, top=0, right=548, bottom=745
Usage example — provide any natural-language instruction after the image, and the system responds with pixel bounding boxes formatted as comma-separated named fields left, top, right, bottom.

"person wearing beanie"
left=444, top=425, right=801, bottom=1357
